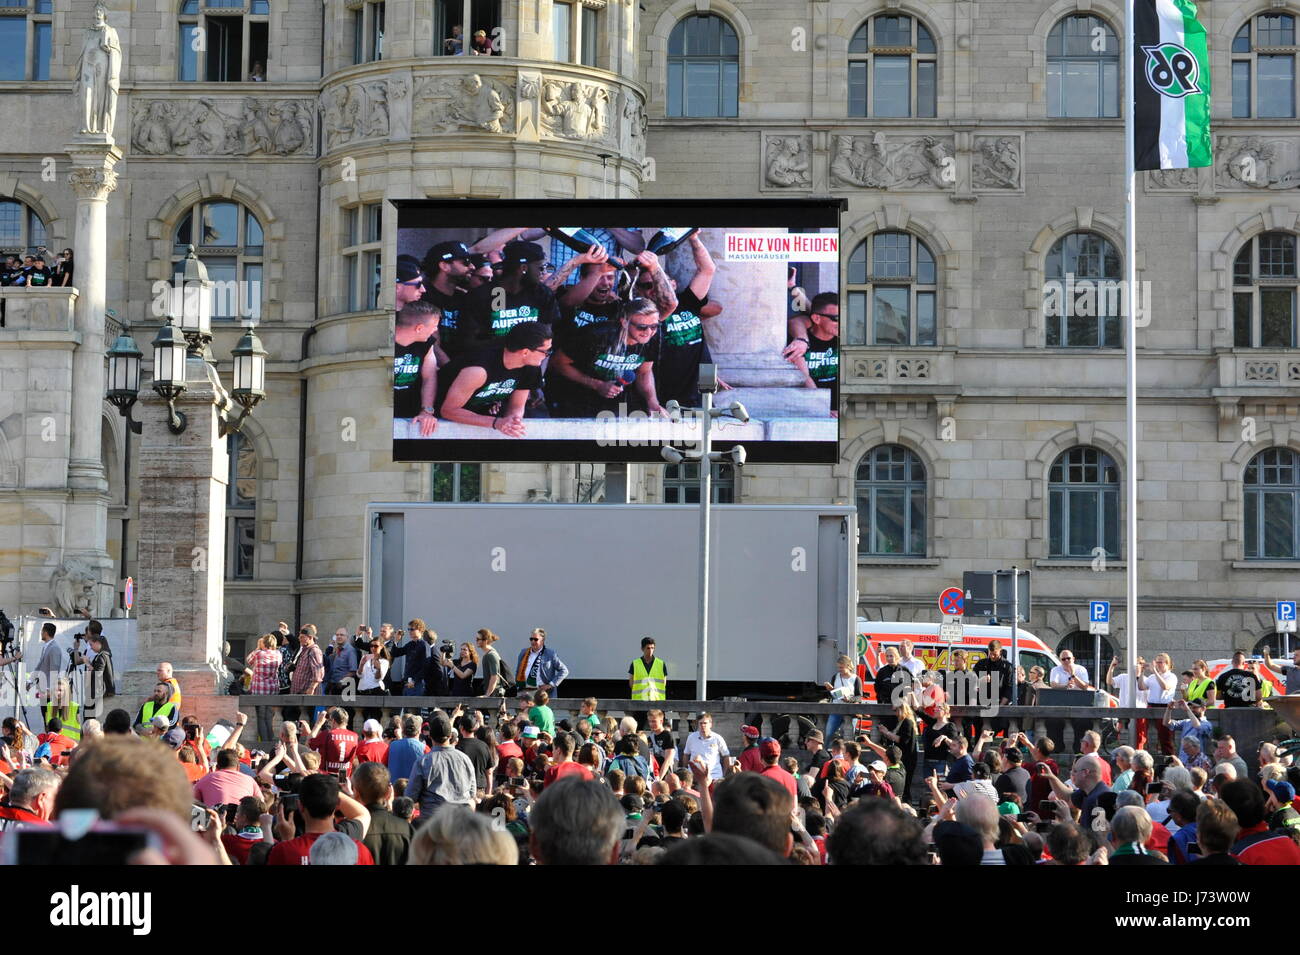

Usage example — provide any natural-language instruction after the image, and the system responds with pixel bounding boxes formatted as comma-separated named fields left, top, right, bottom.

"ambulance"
left=854, top=619, right=1062, bottom=687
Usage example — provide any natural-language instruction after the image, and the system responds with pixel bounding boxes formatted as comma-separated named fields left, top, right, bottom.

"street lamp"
left=151, top=318, right=189, bottom=434
left=106, top=329, right=144, bottom=434
left=221, top=327, right=269, bottom=437
left=659, top=363, right=748, bottom=700
left=175, top=245, right=213, bottom=356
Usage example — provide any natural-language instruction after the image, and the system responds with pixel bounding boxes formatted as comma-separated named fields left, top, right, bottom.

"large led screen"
left=392, top=199, right=842, bottom=463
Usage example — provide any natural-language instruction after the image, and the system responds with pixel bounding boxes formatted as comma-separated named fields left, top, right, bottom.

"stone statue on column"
left=75, top=2, right=121, bottom=138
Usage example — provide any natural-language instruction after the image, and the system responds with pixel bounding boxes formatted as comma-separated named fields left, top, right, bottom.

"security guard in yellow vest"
left=629, top=637, right=667, bottom=702
left=133, top=681, right=179, bottom=729
left=43, top=699, right=81, bottom=742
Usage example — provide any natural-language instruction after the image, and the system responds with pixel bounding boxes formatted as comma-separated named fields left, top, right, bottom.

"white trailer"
left=364, top=503, right=857, bottom=696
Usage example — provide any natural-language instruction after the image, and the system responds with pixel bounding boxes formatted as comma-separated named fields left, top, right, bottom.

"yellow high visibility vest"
left=1187, top=677, right=1214, bottom=703
left=631, top=657, right=667, bottom=701
left=142, top=699, right=177, bottom=726
left=43, top=701, right=81, bottom=742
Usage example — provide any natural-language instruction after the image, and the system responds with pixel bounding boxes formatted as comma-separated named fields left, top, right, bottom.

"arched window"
left=1056, top=630, right=1117, bottom=680
left=1047, top=15, right=1119, bottom=118
left=1045, top=231, right=1122, bottom=347
left=0, top=0, right=52, bottom=81
left=667, top=15, right=739, bottom=118
left=856, top=445, right=926, bottom=557
left=846, top=231, right=937, bottom=346
left=172, top=200, right=264, bottom=321
left=178, top=0, right=270, bottom=82
left=226, top=432, right=257, bottom=580
left=1233, top=14, right=1297, bottom=118
left=1244, top=447, right=1300, bottom=559
left=1048, top=447, right=1119, bottom=558
left=0, top=198, right=48, bottom=256
left=848, top=14, right=937, bottom=118
left=663, top=461, right=735, bottom=503
left=1233, top=232, right=1297, bottom=348
left=1251, top=632, right=1292, bottom=657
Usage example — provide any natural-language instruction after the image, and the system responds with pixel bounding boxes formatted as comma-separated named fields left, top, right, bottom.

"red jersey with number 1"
left=311, top=728, right=359, bottom=774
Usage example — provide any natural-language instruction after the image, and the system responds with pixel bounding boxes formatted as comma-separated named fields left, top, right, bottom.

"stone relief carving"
left=131, top=98, right=314, bottom=157
left=1146, top=167, right=1198, bottom=189
left=50, top=557, right=99, bottom=617
left=324, top=83, right=361, bottom=148
left=829, top=133, right=955, bottom=189
left=388, top=76, right=411, bottom=140
left=765, top=136, right=811, bottom=187
left=1217, top=136, right=1300, bottom=190
left=621, top=90, right=646, bottom=160
left=413, top=73, right=515, bottom=134
left=540, top=80, right=612, bottom=141
left=972, top=136, right=1021, bottom=189
left=366, top=82, right=390, bottom=138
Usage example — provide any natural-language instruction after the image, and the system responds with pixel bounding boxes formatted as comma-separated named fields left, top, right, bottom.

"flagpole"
left=1123, top=0, right=1139, bottom=741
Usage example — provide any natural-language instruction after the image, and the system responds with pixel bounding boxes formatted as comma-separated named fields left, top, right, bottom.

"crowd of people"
left=1, top=638, right=1296, bottom=864
left=1, top=248, right=73, bottom=288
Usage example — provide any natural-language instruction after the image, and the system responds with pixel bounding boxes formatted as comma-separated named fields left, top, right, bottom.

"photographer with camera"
left=69, top=622, right=115, bottom=720
left=0, top=609, right=20, bottom=667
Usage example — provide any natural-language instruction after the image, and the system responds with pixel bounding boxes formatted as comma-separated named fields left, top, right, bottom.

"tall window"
left=1244, top=447, right=1300, bottom=560
left=178, top=0, right=270, bottom=82
left=581, top=5, right=598, bottom=67
left=845, top=232, right=937, bottom=346
left=172, top=200, right=264, bottom=321
left=1047, top=15, right=1119, bottom=118
left=0, top=199, right=48, bottom=256
left=353, top=0, right=385, bottom=64
left=855, top=445, right=926, bottom=557
left=433, top=0, right=501, bottom=56
left=1233, top=14, right=1297, bottom=118
left=1234, top=232, right=1297, bottom=348
left=553, top=1, right=572, bottom=61
left=226, top=432, right=256, bottom=580
left=1048, top=447, right=1119, bottom=559
left=663, top=461, right=734, bottom=503
left=1045, top=232, right=1122, bottom=347
left=0, top=0, right=52, bottom=82
left=432, top=463, right=483, bottom=501
left=848, top=15, right=937, bottom=118
left=343, top=203, right=382, bottom=313
left=667, top=15, right=739, bottom=118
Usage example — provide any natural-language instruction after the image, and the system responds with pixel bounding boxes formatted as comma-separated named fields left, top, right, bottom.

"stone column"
left=62, top=135, right=123, bottom=613
left=129, top=356, right=237, bottom=728
left=662, top=228, right=828, bottom=418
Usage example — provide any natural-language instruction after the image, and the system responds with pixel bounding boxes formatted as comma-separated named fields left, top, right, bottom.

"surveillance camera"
left=728, top=401, right=749, bottom=424
left=661, top=446, right=684, bottom=465
left=729, top=445, right=747, bottom=468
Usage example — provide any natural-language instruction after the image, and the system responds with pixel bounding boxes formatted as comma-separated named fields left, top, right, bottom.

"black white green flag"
left=1133, top=0, right=1212, bottom=170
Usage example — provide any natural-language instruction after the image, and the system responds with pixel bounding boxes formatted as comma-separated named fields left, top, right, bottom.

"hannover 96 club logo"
left=1142, top=42, right=1202, bottom=98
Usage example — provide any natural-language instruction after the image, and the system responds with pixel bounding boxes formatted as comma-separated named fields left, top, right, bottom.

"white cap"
left=363, top=719, right=383, bottom=735
left=150, top=714, right=170, bottom=730
left=869, top=760, right=888, bottom=772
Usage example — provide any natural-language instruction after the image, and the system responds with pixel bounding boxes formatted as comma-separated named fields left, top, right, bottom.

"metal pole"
left=1010, top=567, right=1019, bottom=706
left=1094, top=631, right=1101, bottom=691
left=697, top=392, right=713, bottom=701
left=1123, top=0, right=1140, bottom=729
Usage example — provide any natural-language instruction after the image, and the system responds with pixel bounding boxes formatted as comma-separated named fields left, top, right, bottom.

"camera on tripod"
left=0, top=609, right=14, bottom=654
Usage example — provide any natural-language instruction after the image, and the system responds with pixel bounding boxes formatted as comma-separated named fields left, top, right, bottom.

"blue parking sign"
left=1277, top=600, right=1296, bottom=623
left=1090, top=600, right=1110, bottom=624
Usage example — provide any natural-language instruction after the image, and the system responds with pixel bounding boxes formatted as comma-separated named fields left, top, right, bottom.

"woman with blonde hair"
left=866, top=700, right=918, bottom=803
left=449, top=641, right=479, bottom=696
left=407, top=804, right=518, bottom=865
left=247, top=633, right=284, bottom=741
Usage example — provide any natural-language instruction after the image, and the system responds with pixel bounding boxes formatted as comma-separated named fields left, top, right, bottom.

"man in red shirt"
left=268, top=773, right=375, bottom=865
left=0, top=767, right=58, bottom=833
left=758, top=739, right=797, bottom=799
left=310, top=707, right=360, bottom=776
left=543, top=733, right=593, bottom=787
left=220, top=796, right=270, bottom=865
left=354, top=719, right=389, bottom=766
left=36, top=718, right=76, bottom=766
left=1220, top=780, right=1300, bottom=865
left=737, top=725, right=764, bottom=773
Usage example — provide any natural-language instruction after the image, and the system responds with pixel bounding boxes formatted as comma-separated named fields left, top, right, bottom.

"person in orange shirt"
left=35, top=718, right=76, bottom=767
left=177, top=745, right=208, bottom=784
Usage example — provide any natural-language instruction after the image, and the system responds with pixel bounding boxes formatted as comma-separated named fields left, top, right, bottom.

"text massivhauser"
left=49, top=886, right=152, bottom=935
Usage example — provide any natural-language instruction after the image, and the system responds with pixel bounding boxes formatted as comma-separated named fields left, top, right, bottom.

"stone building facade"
left=1, top=0, right=1299, bottom=676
